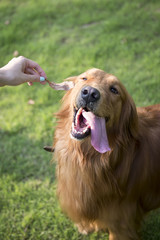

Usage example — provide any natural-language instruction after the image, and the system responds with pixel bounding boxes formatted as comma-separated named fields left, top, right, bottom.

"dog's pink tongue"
left=82, top=111, right=111, bottom=153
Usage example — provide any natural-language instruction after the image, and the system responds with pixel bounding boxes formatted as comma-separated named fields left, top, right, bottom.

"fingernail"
left=40, top=76, right=45, bottom=82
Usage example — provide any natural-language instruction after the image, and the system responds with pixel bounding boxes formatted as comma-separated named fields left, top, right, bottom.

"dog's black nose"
left=81, top=86, right=100, bottom=103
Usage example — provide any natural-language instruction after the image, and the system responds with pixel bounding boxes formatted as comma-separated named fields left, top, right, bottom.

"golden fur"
left=53, top=68, right=160, bottom=240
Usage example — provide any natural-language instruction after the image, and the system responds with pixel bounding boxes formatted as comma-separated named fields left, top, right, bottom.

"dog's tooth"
left=72, top=123, right=75, bottom=131
left=75, top=108, right=83, bottom=127
left=83, top=127, right=87, bottom=132
left=76, top=115, right=79, bottom=126
left=72, top=123, right=77, bottom=134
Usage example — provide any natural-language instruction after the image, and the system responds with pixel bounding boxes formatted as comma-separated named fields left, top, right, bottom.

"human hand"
left=0, top=56, right=47, bottom=87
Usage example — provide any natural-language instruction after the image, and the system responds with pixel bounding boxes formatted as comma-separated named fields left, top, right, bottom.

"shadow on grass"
left=0, top=127, right=55, bottom=182
left=141, top=209, right=160, bottom=240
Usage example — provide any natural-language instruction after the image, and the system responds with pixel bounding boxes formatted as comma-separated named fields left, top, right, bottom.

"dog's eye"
left=82, top=77, right=87, bottom=81
left=110, top=86, right=119, bottom=94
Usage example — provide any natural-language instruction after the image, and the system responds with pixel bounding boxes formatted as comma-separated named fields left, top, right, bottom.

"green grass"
left=0, top=0, right=160, bottom=239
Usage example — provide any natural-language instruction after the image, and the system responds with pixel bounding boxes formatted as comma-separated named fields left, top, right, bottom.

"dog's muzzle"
left=71, top=86, right=101, bottom=140
left=76, top=86, right=100, bottom=111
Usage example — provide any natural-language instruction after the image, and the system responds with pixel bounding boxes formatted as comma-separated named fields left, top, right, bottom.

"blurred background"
left=0, top=0, right=160, bottom=239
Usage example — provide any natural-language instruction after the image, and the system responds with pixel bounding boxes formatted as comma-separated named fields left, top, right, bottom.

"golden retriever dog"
left=51, top=68, right=160, bottom=240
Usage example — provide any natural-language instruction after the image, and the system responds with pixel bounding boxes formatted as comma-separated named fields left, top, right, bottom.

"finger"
left=24, top=68, right=41, bottom=83
left=25, top=67, right=46, bottom=85
left=22, top=73, right=41, bottom=83
left=25, top=68, right=42, bottom=84
left=23, top=73, right=47, bottom=85
left=26, top=59, right=47, bottom=78
left=25, top=67, right=39, bottom=76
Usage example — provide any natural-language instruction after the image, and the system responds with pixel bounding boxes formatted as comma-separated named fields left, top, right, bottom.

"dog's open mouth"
left=71, top=108, right=91, bottom=140
left=71, top=107, right=111, bottom=153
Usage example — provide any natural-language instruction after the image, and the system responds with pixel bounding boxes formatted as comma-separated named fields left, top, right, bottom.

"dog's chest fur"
left=54, top=137, right=120, bottom=223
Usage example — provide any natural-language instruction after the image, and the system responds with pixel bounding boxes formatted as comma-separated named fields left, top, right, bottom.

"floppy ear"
left=48, top=76, right=76, bottom=91
left=119, top=94, right=138, bottom=143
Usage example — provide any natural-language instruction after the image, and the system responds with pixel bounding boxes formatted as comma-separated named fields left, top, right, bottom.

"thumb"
left=22, top=73, right=42, bottom=83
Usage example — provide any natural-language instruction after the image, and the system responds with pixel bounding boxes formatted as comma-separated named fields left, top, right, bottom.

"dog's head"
left=55, top=68, right=138, bottom=153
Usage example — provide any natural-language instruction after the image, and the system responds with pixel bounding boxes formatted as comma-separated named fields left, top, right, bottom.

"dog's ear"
left=119, top=94, right=138, bottom=142
left=52, top=76, right=76, bottom=91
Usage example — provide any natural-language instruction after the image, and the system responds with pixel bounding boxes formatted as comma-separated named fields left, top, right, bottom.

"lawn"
left=0, top=0, right=160, bottom=239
